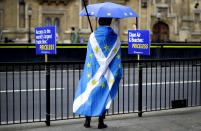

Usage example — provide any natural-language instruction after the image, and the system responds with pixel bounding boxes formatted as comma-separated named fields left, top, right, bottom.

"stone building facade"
left=0, top=0, right=201, bottom=43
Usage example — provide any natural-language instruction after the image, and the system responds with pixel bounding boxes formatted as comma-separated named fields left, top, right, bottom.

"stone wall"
left=0, top=0, right=200, bottom=43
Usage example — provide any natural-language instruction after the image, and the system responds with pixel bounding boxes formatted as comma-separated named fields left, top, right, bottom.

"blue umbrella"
left=80, top=2, right=139, bottom=19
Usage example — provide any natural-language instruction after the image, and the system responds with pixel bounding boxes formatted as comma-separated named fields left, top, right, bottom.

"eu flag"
left=73, top=26, right=122, bottom=117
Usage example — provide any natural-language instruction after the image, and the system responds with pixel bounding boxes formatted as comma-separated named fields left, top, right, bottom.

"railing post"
left=45, top=63, right=51, bottom=126
left=138, top=55, right=143, bottom=117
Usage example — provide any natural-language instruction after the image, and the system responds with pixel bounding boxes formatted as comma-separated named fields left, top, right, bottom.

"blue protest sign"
left=128, top=30, right=150, bottom=55
left=35, top=26, right=56, bottom=55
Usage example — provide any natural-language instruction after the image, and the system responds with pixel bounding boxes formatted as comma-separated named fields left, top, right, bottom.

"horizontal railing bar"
left=0, top=58, right=201, bottom=65
left=123, top=58, right=201, bottom=63
left=1, top=43, right=201, bottom=47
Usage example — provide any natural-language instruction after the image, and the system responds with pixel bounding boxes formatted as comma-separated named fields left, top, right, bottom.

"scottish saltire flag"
left=73, top=26, right=122, bottom=117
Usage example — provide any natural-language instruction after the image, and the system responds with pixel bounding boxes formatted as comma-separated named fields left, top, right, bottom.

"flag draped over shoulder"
left=73, top=26, right=122, bottom=117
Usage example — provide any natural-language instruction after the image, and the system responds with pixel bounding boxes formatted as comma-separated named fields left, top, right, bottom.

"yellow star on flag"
left=95, top=47, right=100, bottom=53
left=104, top=44, right=109, bottom=51
left=101, top=82, right=105, bottom=88
left=87, top=62, right=91, bottom=68
left=109, top=79, right=114, bottom=84
left=92, top=80, right=97, bottom=85
left=117, top=54, right=120, bottom=59
left=113, top=48, right=118, bottom=53
left=87, top=73, right=91, bottom=78
left=89, top=54, right=93, bottom=58
left=119, top=64, right=121, bottom=68
left=115, top=73, right=118, bottom=77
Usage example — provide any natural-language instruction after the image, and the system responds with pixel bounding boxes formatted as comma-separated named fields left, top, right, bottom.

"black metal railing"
left=0, top=58, right=201, bottom=125
left=1, top=43, right=201, bottom=62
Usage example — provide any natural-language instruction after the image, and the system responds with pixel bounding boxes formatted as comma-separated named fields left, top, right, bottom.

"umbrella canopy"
left=80, top=2, right=139, bottom=19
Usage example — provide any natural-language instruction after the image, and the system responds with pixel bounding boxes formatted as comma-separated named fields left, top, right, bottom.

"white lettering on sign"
left=129, top=32, right=144, bottom=43
left=35, top=30, right=43, bottom=35
left=35, top=28, right=53, bottom=44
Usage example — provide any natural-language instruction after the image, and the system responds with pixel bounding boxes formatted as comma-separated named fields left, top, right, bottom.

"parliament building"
left=0, top=0, right=201, bottom=43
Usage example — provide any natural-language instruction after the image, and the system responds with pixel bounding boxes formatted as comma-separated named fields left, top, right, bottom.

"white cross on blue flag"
left=73, top=26, right=122, bottom=117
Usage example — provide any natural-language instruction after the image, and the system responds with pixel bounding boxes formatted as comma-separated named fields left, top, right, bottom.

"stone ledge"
left=191, top=32, right=201, bottom=36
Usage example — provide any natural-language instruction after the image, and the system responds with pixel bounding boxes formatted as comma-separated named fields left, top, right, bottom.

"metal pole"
left=28, top=15, right=31, bottom=43
left=138, top=55, right=143, bottom=117
left=45, top=54, right=50, bottom=126
left=82, top=0, right=93, bottom=32
left=136, top=17, right=143, bottom=117
left=45, top=54, right=48, bottom=63
left=136, top=17, right=138, bottom=30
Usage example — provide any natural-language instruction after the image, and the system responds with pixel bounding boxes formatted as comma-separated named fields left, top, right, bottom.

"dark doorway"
left=152, top=22, right=169, bottom=42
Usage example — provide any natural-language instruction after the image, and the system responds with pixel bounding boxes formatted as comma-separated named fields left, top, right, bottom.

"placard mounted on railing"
left=35, top=26, right=56, bottom=55
left=128, top=30, right=150, bottom=55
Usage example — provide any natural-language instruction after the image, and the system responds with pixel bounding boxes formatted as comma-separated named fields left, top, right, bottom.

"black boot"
left=98, top=111, right=107, bottom=129
left=84, top=116, right=91, bottom=128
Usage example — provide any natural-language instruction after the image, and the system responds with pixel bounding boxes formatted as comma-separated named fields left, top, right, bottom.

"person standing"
left=73, top=17, right=122, bottom=129
left=70, top=27, right=80, bottom=44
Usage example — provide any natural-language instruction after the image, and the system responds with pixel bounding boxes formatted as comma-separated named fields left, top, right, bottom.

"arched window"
left=152, top=22, right=169, bottom=42
left=45, top=17, right=52, bottom=27
left=54, top=18, right=60, bottom=35
left=19, top=0, right=25, bottom=28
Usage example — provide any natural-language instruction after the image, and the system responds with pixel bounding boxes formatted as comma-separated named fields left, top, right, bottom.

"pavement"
left=0, top=106, right=201, bottom=131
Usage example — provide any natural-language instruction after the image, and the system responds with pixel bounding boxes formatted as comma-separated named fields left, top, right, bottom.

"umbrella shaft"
left=82, top=0, right=93, bottom=32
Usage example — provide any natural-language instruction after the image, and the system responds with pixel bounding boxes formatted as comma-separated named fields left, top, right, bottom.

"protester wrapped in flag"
left=73, top=18, right=122, bottom=117
left=75, top=1, right=138, bottom=129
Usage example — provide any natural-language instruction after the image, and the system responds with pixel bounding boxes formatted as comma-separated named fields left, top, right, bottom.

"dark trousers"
left=98, top=110, right=106, bottom=123
left=85, top=110, right=106, bottom=123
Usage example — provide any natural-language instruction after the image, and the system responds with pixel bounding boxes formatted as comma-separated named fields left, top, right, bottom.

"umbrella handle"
left=82, top=0, right=93, bottom=32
